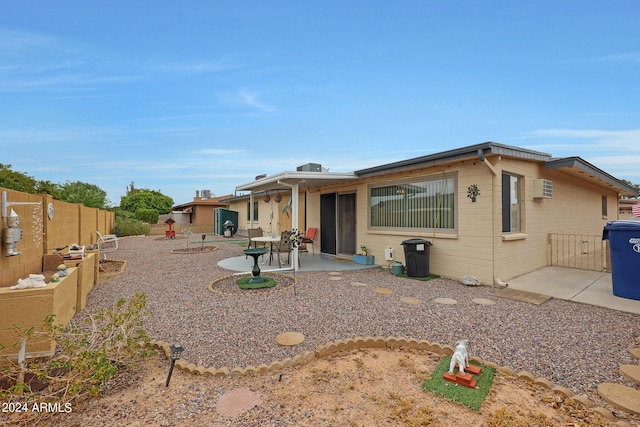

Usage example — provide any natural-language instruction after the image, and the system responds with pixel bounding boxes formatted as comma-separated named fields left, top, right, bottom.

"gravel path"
left=84, top=235, right=639, bottom=401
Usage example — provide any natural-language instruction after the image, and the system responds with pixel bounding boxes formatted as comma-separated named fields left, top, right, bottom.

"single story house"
left=226, top=142, right=636, bottom=285
left=171, top=190, right=232, bottom=227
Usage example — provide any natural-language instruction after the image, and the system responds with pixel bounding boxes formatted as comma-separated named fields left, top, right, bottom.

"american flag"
left=633, top=204, right=640, bottom=218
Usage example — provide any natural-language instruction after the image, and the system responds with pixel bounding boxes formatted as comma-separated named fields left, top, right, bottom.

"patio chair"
left=246, top=227, right=265, bottom=248
left=96, top=231, right=118, bottom=260
left=301, top=227, right=318, bottom=254
left=277, top=230, right=301, bottom=268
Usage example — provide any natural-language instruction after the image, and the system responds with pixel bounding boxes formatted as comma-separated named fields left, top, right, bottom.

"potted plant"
left=353, top=245, right=375, bottom=265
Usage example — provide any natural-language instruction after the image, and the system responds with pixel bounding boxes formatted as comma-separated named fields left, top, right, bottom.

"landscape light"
left=165, top=344, right=184, bottom=387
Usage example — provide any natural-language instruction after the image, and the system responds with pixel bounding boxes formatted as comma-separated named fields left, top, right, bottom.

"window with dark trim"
left=602, top=195, right=608, bottom=217
left=502, top=173, right=521, bottom=233
left=369, top=175, right=455, bottom=229
left=247, top=201, right=259, bottom=220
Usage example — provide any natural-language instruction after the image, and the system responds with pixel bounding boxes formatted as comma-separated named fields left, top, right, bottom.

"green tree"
left=35, top=180, right=61, bottom=198
left=0, top=164, right=37, bottom=193
left=58, top=181, right=110, bottom=209
left=120, top=190, right=173, bottom=215
left=135, top=208, right=159, bottom=224
left=620, top=179, right=640, bottom=199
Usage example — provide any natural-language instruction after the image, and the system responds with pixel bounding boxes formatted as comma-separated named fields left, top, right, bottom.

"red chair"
left=301, top=227, right=318, bottom=254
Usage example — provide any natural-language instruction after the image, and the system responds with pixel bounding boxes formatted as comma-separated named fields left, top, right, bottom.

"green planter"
left=353, top=255, right=375, bottom=265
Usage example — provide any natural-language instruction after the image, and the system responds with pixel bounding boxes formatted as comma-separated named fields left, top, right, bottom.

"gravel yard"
left=86, top=235, right=639, bottom=401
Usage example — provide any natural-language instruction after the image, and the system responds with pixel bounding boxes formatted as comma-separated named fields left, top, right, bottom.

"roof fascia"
left=355, top=142, right=551, bottom=177
left=545, top=157, right=637, bottom=195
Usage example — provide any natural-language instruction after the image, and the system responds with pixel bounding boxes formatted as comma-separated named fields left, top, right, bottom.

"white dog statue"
left=9, top=274, right=47, bottom=290
left=448, top=339, right=469, bottom=375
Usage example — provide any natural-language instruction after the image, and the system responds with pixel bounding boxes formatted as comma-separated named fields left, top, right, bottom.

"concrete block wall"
left=0, top=267, right=78, bottom=357
left=0, top=187, right=114, bottom=288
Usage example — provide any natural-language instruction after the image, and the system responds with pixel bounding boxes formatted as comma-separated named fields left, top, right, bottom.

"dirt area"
left=19, top=348, right=625, bottom=427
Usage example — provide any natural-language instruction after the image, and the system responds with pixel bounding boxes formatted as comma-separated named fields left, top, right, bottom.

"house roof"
left=235, top=170, right=357, bottom=193
left=172, top=194, right=233, bottom=210
left=545, top=157, right=637, bottom=196
left=355, top=141, right=636, bottom=196
left=231, top=142, right=636, bottom=197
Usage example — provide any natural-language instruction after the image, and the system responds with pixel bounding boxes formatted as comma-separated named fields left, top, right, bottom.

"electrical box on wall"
left=533, top=179, right=553, bottom=199
left=384, top=247, right=394, bottom=261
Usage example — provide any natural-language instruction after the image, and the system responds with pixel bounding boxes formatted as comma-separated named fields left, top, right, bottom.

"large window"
left=501, top=173, right=521, bottom=233
left=370, top=175, right=455, bottom=229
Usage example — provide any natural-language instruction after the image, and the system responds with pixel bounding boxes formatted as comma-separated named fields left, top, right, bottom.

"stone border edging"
left=170, top=245, right=219, bottom=254
left=149, top=336, right=625, bottom=424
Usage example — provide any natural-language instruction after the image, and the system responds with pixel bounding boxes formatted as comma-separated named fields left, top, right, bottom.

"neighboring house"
left=172, top=190, right=232, bottom=227
left=228, top=142, right=636, bottom=285
left=619, top=198, right=640, bottom=219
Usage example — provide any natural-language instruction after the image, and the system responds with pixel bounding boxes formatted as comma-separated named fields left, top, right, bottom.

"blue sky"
left=1, top=1, right=639, bottom=206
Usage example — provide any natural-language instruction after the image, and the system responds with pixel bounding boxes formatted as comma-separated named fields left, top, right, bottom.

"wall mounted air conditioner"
left=533, top=179, right=553, bottom=199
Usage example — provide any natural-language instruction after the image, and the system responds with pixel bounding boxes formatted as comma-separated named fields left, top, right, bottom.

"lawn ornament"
left=449, top=339, right=469, bottom=375
left=10, top=274, right=47, bottom=290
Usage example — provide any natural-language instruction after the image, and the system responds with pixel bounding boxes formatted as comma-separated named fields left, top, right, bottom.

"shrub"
left=0, top=294, right=155, bottom=424
left=135, top=208, right=159, bottom=224
left=115, top=217, right=150, bottom=236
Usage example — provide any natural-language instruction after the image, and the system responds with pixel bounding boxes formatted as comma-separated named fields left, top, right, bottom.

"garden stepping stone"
left=375, top=287, right=393, bottom=295
left=400, top=296, right=422, bottom=305
left=275, top=331, right=305, bottom=346
left=620, top=364, right=640, bottom=385
left=329, top=276, right=342, bottom=281
left=351, top=282, right=368, bottom=287
left=630, top=348, right=640, bottom=360
left=216, top=387, right=262, bottom=418
left=433, top=297, right=457, bottom=305
left=328, top=271, right=342, bottom=276
left=472, top=298, right=496, bottom=305
left=597, top=383, right=640, bottom=415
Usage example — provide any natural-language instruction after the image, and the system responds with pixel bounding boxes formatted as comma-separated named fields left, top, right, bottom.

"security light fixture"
left=165, top=344, right=184, bottom=387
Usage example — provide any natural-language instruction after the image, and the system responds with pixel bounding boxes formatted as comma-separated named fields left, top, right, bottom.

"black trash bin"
left=401, top=238, right=432, bottom=277
left=602, top=219, right=640, bottom=300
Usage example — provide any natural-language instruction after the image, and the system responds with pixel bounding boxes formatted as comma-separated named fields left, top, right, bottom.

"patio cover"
left=235, top=170, right=357, bottom=271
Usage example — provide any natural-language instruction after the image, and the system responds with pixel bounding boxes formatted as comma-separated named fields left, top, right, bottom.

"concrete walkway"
left=507, top=266, right=640, bottom=315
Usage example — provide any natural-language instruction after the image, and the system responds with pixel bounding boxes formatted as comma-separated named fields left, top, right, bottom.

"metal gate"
left=548, top=233, right=609, bottom=272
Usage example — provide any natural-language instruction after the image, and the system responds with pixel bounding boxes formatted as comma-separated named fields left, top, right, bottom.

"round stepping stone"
left=275, top=332, right=305, bottom=346
left=597, top=383, right=640, bottom=415
left=472, top=298, right=496, bottom=305
left=351, top=282, right=368, bottom=287
left=328, top=271, right=342, bottom=276
left=375, top=287, right=393, bottom=295
left=329, top=276, right=342, bottom=281
left=620, top=364, right=640, bottom=385
left=630, top=348, right=640, bottom=360
left=216, top=387, right=262, bottom=418
left=433, top=297, right=457, bottom=305
left=400, top=296, right=422, bottom=305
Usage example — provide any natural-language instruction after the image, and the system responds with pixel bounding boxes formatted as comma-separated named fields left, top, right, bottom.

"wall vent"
left=533, top=179, right=553, bottom=199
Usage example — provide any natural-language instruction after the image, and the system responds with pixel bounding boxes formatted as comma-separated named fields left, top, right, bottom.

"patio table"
left=250, top=236, right=282, bottom=267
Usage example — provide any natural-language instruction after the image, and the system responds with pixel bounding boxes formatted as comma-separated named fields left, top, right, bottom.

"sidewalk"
left=507, top=266, right=640, bottom=315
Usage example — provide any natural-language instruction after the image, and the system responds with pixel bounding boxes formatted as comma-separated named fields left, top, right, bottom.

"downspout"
left=478, top=149, right=508, bottom=288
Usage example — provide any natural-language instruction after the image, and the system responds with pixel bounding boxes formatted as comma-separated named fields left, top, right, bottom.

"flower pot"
left=353, top=255, right=375, bottom=265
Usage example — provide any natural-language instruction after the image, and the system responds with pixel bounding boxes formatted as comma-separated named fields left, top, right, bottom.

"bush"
left=0, top=294, right=155, bottom=424
left=115, top=217, right=150, bottom=236
left=135, top=208, right=159, bottom=224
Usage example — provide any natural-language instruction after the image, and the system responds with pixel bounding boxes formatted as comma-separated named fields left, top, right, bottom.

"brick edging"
left=150, top=337, right=624, bottom=424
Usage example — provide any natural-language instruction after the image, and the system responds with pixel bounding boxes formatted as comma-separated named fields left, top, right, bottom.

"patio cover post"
left=278, top=180, right=299, bottom=272
left=249, top=192, right=255, bottom=228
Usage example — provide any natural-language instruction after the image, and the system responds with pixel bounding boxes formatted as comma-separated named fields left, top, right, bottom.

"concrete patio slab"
left=507, top=266, right=640, bottom=314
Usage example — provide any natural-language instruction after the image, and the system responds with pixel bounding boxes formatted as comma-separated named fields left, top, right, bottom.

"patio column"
left=249, top=192, right=254, bottom=228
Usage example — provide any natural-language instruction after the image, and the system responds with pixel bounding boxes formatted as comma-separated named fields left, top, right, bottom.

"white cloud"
left=237, top=89, right=276, bottom=112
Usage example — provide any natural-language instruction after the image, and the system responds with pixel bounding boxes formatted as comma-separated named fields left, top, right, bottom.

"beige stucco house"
left=225, top=142, right=636, bottom=285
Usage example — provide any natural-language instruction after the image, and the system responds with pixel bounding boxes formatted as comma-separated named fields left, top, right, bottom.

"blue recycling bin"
left=602, top=220, right=640, bottom=300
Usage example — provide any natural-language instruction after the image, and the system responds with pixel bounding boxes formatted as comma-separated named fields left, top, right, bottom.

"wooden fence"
left=548, top=233, right=609, bottom=272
